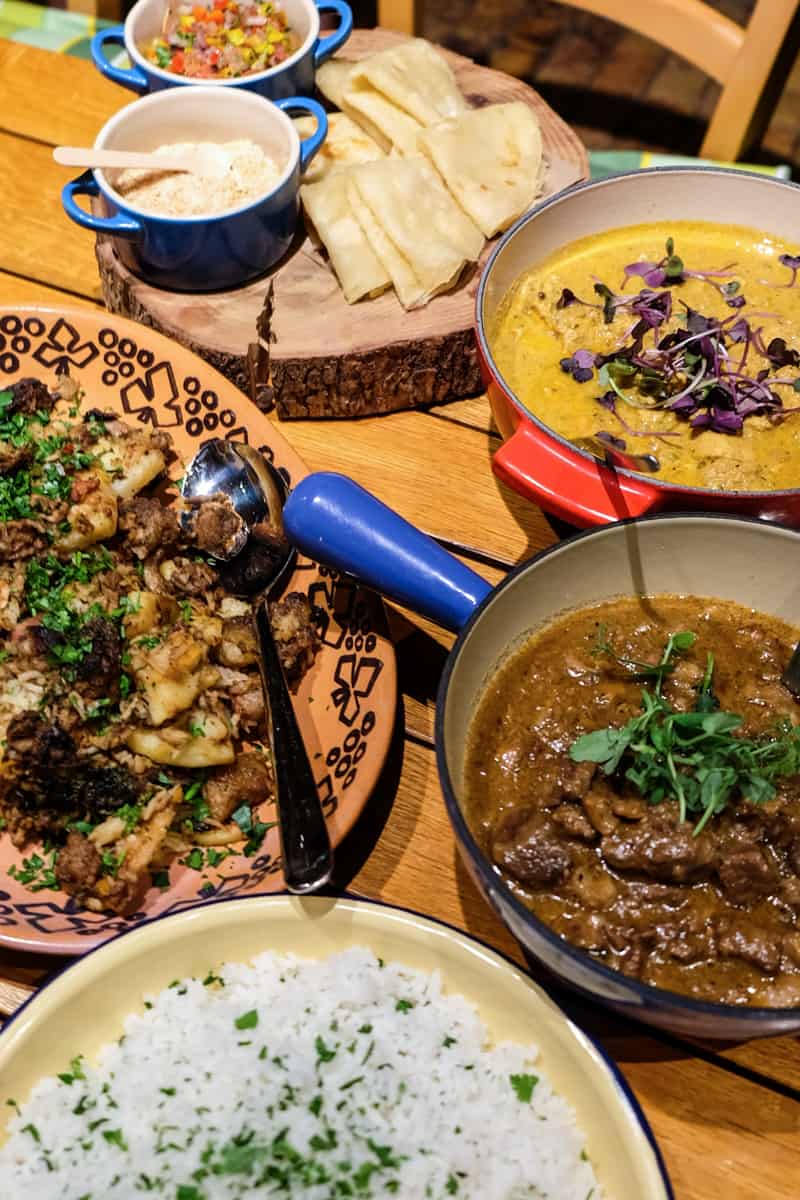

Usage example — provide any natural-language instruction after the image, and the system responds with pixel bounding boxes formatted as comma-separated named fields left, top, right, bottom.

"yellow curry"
left=489, top=220, right=800, bottom=491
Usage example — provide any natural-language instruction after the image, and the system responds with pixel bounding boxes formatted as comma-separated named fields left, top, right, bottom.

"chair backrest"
left=375, top=0, right=800, bottom=161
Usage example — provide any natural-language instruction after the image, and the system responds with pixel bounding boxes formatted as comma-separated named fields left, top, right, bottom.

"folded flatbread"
left=316, top=57, right=424, bottom=156
left=293, top=112, right=385, bottom=185
left=419, top=102, right=544, bottom=237
left=350, top=38, right=466, bottom=127
left=315, top=59, right=354, bottom=109
left=347, top=157, right=484, bottom=309
left=301, top=172, right=391, bottom=304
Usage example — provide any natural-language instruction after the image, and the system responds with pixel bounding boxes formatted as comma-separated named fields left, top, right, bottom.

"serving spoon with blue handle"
left=181, top=440, right=332, bottom=894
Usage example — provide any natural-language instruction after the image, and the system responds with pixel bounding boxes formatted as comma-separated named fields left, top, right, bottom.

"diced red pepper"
left=170, top=50, right=185, bottom=72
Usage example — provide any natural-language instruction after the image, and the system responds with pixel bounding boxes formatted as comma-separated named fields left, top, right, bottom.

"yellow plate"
left=0, top=894, right=672, bottom=1198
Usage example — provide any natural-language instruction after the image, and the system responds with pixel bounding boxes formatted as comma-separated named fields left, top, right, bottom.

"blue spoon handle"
left=282, top=472, right=492, bottom=632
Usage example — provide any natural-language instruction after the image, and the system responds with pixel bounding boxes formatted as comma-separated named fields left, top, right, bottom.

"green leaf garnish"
left=510, top=1073, right=538, bottom=1102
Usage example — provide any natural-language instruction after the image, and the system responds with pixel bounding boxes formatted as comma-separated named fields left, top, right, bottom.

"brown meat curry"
left=464, top=596, right=800, bottom=1006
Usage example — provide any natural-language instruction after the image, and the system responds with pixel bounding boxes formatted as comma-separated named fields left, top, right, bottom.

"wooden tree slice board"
left=97, top=27, right=588, bottom=419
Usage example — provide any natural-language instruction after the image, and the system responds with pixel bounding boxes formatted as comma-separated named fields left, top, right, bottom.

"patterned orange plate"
left=0, top=306, right=397, bottom=955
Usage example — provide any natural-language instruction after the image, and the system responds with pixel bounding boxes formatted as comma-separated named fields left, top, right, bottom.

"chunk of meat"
left=72, top=616, right=122, bottom=700
left=4, top=712, right=76, bottom=778
left=717, top=846, right=780, bottom=905
left=0, top=442, right=32, bottom=474
left=568, top=865, right=617, bottom=908
left=491, top=807, right=573, bottom=888
left=184, top=496, right=245, bottom=558
left=551, top=804, right=597, bottom=841
left=55, top=831, right=102, bottom=894
left=157, top=555, right=217, bottom=598
left=557, top=758, right=596, bottom=801
left=717, top=917, right=782, bottom=975
left=217, top=615, right=258, bottom=668
left=601, top=810, right=717, bottom=883
left=204, top=752, right=272, bottom=824
left=231, top=686, right=266, bottom=733
left=118, top=496, right=181, bottom=561
left=582, top=779, right=619, bottom=836
left=0, top=518, right=48, bottom=562
left=7, top=377, right=55, bottom=416
left=611, top=796, right=647, bottom=821
left=271, top=593, right=319, bottom=685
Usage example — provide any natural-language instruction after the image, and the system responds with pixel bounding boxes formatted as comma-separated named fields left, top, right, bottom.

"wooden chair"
left=375, top=0, right=800, bottom=161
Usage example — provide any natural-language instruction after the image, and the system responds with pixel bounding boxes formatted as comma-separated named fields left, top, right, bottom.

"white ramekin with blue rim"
left=60, top=86, right=327, bottom=293
left=91, top=0, right=352, bottom=100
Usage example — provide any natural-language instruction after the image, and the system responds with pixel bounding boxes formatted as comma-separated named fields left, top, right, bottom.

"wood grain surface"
left=94, top=28, right=588, bottom=417
left=0, top=36, right=798, bottom=1200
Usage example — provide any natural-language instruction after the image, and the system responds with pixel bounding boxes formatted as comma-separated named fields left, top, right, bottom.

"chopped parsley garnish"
left=509, top=1073, right=539, bottom=1102
left=100, top=849, right=126, bottom=878
left=8, top=848, right=58, bottom=891
left=102, top=1128, right=128, bottom=1150
left=234, top=1009, right=259, bottom=1031
left=23, top=550, right=115, bottom=682
left=395, top=999, right=414, bottom=1013
left=315, top=1036, right=337, bottom=1063
left=57, top=1055, right=86, bottom=1086
left=115, top=804, right=141, bottom=834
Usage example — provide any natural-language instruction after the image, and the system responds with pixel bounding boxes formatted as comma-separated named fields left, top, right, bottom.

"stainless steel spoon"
left=181, top=439, right=333, bottom=894
left=781, top=643, right=800, bottom=698
left=574, top=434, right=661, bottom=475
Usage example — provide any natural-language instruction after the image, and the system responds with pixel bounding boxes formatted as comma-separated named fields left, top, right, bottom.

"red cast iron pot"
left=476, top=166, right=800, bottom=528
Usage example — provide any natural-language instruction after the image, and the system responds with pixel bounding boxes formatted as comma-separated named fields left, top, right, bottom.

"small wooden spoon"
left=53, top=145, right=229, bottom=178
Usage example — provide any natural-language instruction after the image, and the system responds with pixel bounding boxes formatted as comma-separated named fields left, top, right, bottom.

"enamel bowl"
left=61, top=85, right=327, bottom=292
left=476, top=167, right=800, bottom=528
left=283, top=476, right=800, bottom=1039
left=91, top=0, right=352, bottom=100
left=0, top=894, right=672, bottom=1198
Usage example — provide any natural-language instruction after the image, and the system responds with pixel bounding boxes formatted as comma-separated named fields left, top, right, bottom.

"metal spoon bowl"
left=181, top=439, right=332, bottom=894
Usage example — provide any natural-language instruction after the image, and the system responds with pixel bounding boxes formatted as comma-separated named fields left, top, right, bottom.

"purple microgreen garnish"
left=624, top=260, right=667, bottom=288
left=554, top=236, right=799, bottom=438
left=765, top=336, right=800, bottom=369
left=559, top=348, right=597, bottom=383
left=595, top=393, right=681, bottom=444
left=778, top=253, right=800, bottom=287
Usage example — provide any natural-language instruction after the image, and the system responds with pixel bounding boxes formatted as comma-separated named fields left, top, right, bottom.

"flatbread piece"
left=294, top=112, right=385, bottom=184
left=301, top=173, right=391, bottom=304
left=419, top=102, right=544, bottom=237
left=316, top=57, right=424, bottom=156
left=350, top=38, right=467, bottom=127
left=347, top=157, right=483, bottom=309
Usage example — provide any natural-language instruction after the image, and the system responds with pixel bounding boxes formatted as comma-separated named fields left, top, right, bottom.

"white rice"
left=0, top=948, right=601, bottom=1199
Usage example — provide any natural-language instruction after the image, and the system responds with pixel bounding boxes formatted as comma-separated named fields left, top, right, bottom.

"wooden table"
left=0, top=37, right=799, bottom=1200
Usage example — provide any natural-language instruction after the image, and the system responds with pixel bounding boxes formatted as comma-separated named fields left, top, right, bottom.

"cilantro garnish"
left=570, top=628, right=800, bottom=832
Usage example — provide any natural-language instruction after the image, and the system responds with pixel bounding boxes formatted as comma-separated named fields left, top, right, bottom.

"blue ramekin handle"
left=91, top=27, right=149, bottom=92
left=62, top=173, right=142, bottom=240
left=312, top=0, right=353, bottom=66
left=275, top=97, right=328, bottom=173
left=283, top=472, right=493, bottom=632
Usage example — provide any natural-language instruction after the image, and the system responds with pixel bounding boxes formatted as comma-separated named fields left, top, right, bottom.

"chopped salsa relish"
left=141, top=0, right=298, bottom=79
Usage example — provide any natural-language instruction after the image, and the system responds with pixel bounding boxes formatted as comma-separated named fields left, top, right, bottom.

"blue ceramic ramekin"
left=91, top=0, right=351, bottom=100
left=61, top=86, right=327, bottom=293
